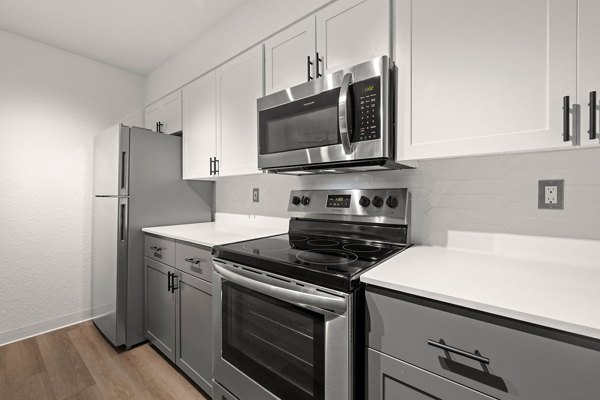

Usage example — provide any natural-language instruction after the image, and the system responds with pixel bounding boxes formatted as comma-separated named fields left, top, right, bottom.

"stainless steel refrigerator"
left=91, top=124, right=212, bottom=348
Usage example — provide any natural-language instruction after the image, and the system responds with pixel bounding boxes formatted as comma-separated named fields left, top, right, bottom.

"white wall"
left=0, top=30, right=144, bottom=345
left=216, top=147, right=600, bottom=245
left=144, top=0, right=331, bottom=104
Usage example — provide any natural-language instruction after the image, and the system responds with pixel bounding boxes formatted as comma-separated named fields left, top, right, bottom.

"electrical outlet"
left=538, top=180, right=564, bottom=209
left=253, top=188, right=259, bottom=203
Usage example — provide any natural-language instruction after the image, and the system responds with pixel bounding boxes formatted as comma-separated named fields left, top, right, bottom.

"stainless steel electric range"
left=212, top=189, right=410, bottom=400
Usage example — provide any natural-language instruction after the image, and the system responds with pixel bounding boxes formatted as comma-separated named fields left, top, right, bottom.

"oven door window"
left=259, top=88, right=341, bottom=155
left=222, top=281, right=325, bottom=400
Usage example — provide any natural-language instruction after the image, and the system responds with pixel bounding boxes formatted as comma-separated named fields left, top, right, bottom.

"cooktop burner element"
left=307, top=239, right=339, bottom=247
left=213, top=188, right=410, bottom=291
left=242, top=238, right=292, bottom=253
left=296, top=249, right=359, bottom=265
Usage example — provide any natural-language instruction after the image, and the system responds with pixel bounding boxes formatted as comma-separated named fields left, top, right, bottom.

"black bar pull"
left=171, top=273, right=178, bottom=293
left=563, top=96, right=571, bottom=142
left=156, top=121, right=163, bottom=133
left=209, top=157, right=214, bottom=176
left=307, top=56, right=313, bottom=81
left=428, top=339, right=490, bottom=365
left=316, top=52, right=323, bottom=78
left=167, top=271, right=172, bottom=292
left=589, top=91, right=597, bottom=140
left=215, top=158, right=220, bottom=175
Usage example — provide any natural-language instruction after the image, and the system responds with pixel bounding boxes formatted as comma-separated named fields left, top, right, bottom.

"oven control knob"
left=291, top=196, right=301, bottom=205
left=386, top=196, right=399, bottom=208
left=359, top=196, right=371, bottom=207
left=372, top=196, right=384, bottom=208
left=301, top=196, right=310, bottom=206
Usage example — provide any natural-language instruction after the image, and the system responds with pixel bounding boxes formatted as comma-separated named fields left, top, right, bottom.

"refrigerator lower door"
left=91, top=196, right=128, bottom=346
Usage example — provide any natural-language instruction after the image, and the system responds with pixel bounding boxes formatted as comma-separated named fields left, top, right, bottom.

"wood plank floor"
left=0, top=322, right=208, bottom=400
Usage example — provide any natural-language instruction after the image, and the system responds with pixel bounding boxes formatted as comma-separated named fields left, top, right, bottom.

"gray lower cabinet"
left=144, top=234, right=213, bottom=397
left=176, top=271, right=213, bottom=394
left=144, top=257, right=176, bottom=361
left=366, top=287, right=600, bottom=400
left=367, top=348, right=495, bottom=400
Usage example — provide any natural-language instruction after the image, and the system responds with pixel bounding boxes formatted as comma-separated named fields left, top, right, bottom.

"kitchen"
left=1, top=0, right=599, bottom=399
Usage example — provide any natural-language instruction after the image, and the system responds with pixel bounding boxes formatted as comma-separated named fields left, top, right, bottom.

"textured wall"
left=215, top=146, right=600, bottom=245
left=0, top=30, right=144, bottom=344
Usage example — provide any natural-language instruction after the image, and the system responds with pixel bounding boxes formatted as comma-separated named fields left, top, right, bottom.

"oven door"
left=257, top=55, right=391, bottom=171
left=213, top=260, right=351, bottom=400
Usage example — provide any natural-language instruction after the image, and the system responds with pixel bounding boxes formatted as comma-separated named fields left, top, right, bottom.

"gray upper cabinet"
left=144, top=257, right=176, bottom=362
left=366, top=287, right=600, bottom=400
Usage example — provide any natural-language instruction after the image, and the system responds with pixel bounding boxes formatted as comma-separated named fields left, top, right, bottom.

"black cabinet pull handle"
left=316, top=52, right=323, bottom=78
left=149, top=246, right=162, bottom=252
left=171, top=273, right=178, bottom=293
left=185, top=257, right=201, bottom=265
left=307, top=56, right=313, bottom=81
left=209, top=157, right=214, bottom=175
left=215, top=158, right=220, bottom=175
left=167, top=271, right=172, bottom=292
left=156, top=121, right=164, bottom=133
left=563, top=96, right=570, bottom=142
left=428, top=339, right=490, bottom=364
left=589, top=91, right=597, bottom=140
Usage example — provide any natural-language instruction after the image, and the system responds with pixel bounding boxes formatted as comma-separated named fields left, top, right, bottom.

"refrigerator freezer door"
left=93, top=124, right=130, bottom=196
left=91, top=196, right=128, bottom=346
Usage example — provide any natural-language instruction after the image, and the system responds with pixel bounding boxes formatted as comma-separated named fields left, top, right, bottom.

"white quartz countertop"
left=361, top=243, right=600, bottom=340
left=141, top=213, right=289, bottom=247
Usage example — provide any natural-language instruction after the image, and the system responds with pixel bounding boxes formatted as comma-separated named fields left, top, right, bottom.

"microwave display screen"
left=326, top=195, right=351, bottom=208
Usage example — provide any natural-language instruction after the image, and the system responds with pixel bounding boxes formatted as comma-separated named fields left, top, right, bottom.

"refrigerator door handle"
left=118, top=198, right=128, bottom=243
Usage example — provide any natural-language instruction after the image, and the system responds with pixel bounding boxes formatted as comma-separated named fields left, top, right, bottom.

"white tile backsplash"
left=215, top=146, right=600, bottom=244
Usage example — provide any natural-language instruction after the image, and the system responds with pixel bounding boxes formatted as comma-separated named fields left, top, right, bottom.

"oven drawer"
left=212, top=381, right=239, bottom=400
left=175, top=241, right=212, bottom=282
left=366, top=287, right=600, bottom=400
left=144, top=234, right=175, bottom=266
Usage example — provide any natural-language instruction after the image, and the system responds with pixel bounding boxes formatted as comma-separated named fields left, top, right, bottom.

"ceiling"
left=0, top=0, right=248, bottom=75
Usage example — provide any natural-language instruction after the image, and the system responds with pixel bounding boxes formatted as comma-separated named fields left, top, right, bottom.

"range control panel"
left=288, top=189, right=409, bottom=225
left=353, top=77, right=381, bottom=142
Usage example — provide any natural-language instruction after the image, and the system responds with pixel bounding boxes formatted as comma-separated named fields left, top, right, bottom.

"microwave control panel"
left=354, top=77, right=381, bottom=142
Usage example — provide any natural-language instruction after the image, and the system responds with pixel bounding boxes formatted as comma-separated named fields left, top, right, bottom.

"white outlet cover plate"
left=538, top=180, right=564, bottom=209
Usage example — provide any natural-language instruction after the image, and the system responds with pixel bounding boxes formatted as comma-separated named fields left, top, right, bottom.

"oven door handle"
left=338, top=72, right=354, bottom=155
left=214, top=263, right=347, bottom=315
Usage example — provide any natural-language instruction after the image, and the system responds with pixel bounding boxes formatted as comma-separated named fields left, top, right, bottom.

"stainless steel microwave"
left=257, top=56, right=412, bottom=174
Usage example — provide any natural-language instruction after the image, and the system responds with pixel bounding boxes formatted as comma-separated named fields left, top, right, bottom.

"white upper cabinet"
left=182, top=46, right=264, bottom=180
left=217, top=45, right=264, bottom=177
left=396, top=0, right=578, bottom=161
left=182, top=72, right=217, bottom=180
left=264, top=0, right=391, bottom=95
left=264, top=18, right=316, bottom=95
left=578, top=0, right=600, bottom=147
left=316, top=0, right=390, bottom=76
left=144, top=90, right=182, bottom=135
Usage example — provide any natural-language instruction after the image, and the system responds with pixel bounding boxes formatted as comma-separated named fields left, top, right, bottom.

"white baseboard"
left=0, top=309, right=93, bottom=346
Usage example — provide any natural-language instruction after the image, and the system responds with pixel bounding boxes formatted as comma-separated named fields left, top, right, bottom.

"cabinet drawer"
left=366, top=288, right=600, bottom=400
left=367, top=348, right=496, bottom=400
left=144, top=234, right=175, bottom=266
left=175, top=241, right=212, bottom=282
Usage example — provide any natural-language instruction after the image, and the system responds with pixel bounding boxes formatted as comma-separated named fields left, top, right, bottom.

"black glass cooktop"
left=212, top=233, right=407, bottom=292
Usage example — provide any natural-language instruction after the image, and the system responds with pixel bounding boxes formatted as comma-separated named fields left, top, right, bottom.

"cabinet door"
left=316, top=0, right=390, bottom=75
left=578, top=0, right=600, bottom=147
left=396, top=0, right=578, bottom=160
left=144, top=101, right=162, bottom=132
left=367, top=348, right=497, bottom=400
left=144, top=258, right=175, bottom=362
left=176, top=272, right=213, bottom=396
left=216, top=45, right=263, bottom=177
left=264, top=17, right=316, bottom=95
left=161, top=90, right=182, bottom=135
left=182, top=72, right=217, bottom=179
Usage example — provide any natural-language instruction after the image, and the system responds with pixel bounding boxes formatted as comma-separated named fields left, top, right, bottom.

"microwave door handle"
left=338, top=72, right=354, bottom=155
left=214, top=263, right=347, bottom=315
